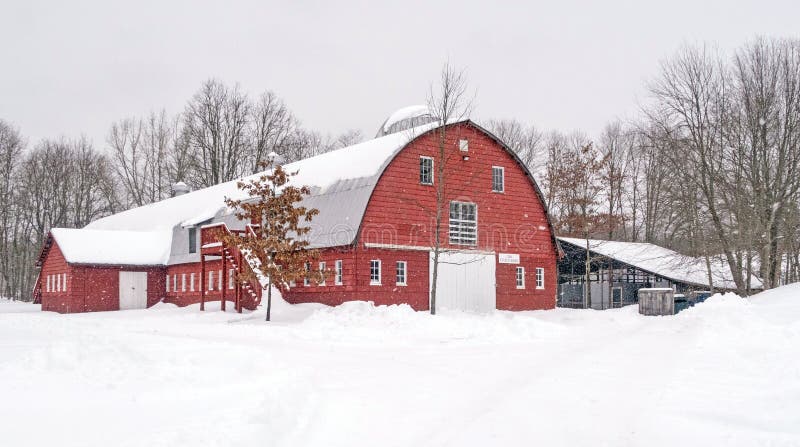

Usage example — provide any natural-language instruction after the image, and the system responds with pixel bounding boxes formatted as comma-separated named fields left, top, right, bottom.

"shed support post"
left=200, top=254, right=205, bottom=311
left=221, top=251, right=227, bottom=312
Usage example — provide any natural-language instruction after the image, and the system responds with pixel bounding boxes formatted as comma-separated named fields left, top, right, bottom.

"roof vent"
left=171, top=181, right=190, bottom=197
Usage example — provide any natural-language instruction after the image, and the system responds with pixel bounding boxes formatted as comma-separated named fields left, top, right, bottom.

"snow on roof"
left=50, top=228, right=172, bottom=266
left=377, top=105, right=437, bottom=137
left=86, top=121, right=448, bottom=248
left=557, top=237, right=763, bottom=290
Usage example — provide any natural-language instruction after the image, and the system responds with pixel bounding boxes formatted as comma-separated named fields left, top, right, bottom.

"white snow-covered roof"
left=557, top=237, right=763, bottom=290
left=86, top=121, right=448, bottom=248
left=49, top=228, right=172, bottom=266
left=376, top=105, right=437, bottom=137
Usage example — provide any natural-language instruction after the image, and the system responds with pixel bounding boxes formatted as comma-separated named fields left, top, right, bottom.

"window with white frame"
left=370, top=260, right=381, bottom=285
left=449, top=201, right=478, bottom=245
left=208, top=271, right=214, bottom=291
left=516, top=266, right=525, bottom=289
left=56, top=273, right=60, bottom=292
left=419, top=156, right=433, bottom=185
left=190, top=273, right=195, bottom=292
left=492, top=166, right=504, bottom=192
left=165, top=274, right=170, bottom=292
left=536, top=267, right=545, bottom=289
left=318, top=262, right=326, bottom=286
left=217, top=269, right=222, bottom=291
left=62, top=273, right=67, bottom=292
left=173, top=274, right=178, bottom=292
left=46, top=275, right=51, bottom=292
left=182, top=273, right=186, bottom=292
left=396, top=261, right=407, bottom=286
left=304, top=262, right=311, bottom=286
left=335, top=260, right=343, bottom=285
left=459, top=139, right=469, bottom=152
left=229, top=269, right=235, bottom=289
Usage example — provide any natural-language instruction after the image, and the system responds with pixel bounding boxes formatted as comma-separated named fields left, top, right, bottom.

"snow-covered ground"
left=1, top=286, right=799, bottom=447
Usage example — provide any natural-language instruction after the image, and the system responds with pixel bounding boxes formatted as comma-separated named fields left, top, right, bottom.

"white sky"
left=1, top=0, right=799, bottom=148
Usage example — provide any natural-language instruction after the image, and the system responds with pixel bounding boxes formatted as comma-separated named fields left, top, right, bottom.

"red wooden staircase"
left=200, top=223, right=263, bottom=312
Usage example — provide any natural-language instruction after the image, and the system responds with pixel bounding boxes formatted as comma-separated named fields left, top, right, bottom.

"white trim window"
left=229, top=269, right=235, bottom=290
left=319, top=262, right=326, bottom=286
left=335, top=260, right=343, bottom=285
left=419, top=156, right=433, bottom=185
left=181, top=273, right=186, bottom=292
left=492, top=166, right=504, bottom=192
left=536, top=267, right=545, bottom=289
left=459, top=139, right=469, bottom=152
left=208, top=271, right=214, bottom=291
left=62, top=273, right=67, bottom=292
left=516, top=266, right=525, bottom=289
left=370, top=260, right=381, bottom=285
left=56, top=274, right=60, bottom=292
left=304, top=262, right=311, bottom=286
left=449, top=201, right=478, bottom=245
left=396, top=261, right=407, bottom=286
left=218, top=270, right=222, bottom=291
left=190, top=273, right=195, bottom=292
left=165, top=274, right=170, bottom=293
left=173, top=274, right=178, bottom=292
left=46, top=275, right=51, bottom=292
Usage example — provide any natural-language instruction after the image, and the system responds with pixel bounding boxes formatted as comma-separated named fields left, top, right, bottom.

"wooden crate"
left=638, top=288, right=674, bottom=316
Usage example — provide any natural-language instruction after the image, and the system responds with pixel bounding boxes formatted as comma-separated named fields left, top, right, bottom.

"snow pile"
left=2, top=285, right=800, bottom=446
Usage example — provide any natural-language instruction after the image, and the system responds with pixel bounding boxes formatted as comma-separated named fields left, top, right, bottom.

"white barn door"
left=119, top=271, right=148, bottom=310
left=430, top=251, right=496, bottom=313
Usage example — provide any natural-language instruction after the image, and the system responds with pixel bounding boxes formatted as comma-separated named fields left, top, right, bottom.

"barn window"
left=188, top=227, right=197, bottom=253
left=56, top=274, right=60, bottom=292
left=165, top=274, right=170, bottom=292
left=419, top=156, right=433, bottom=185
left=318, top=262, right=326, bottom=286
left=370, top=260, right=381, bottom=285
left=449, top=201, right=477, bottom=245
left=228, top=269, right=235, bottom=289
left=218, top=270, right=222, bottom=291
left=182, top=273, right=186, bottom=292
left=396, top=261, right=407, bottom=286
left=459, top=139, right=469, bottom=152
left=335, top=260, right=343, bottom=285
left=536, top=267, right=545, bottom=289
left=46, top=275, right=51, bottom=292
left=190, top=273, right=195, bottom=292
left=304, top=262, right=311, bottom=286
left=62, top=273, right=67, bottom=292
left=208, top=271, right=214, bottom=291
left=516, top=266, right=525, bottom=289
left=492, top=166, right=504, bottom=192
left=173, top=274, right=178, bottom=292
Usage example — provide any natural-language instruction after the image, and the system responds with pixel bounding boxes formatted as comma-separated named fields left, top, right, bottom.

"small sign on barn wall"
left=498, top=253, right=520, bottom=264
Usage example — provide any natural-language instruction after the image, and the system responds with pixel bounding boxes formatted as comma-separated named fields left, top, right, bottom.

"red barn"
left=35, top=117, right=559, bottom=314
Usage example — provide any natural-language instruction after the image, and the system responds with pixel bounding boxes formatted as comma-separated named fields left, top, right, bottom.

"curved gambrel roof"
left=78, top=120, right=558, bottom=263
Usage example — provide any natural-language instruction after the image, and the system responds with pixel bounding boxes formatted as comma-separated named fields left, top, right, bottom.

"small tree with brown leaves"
left=223, top=159, right=321, bottom=321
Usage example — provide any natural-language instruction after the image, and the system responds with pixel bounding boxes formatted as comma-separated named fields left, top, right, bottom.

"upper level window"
left=449, top=201, right=477, bottom=245
left=370, top=260, right=381, bottom=285
left=459, top=139, right=469, bottom=152
left=492, top=166, right=504, bottom=192
left=536, top=267, right=545, bottom=289
left=335, top=260, right=343, bottom=285
left=188, top=227, right=197, bottom=253
left=516, top=266, right=525, bottom=289
left=420, top=156, right=433, bottom=185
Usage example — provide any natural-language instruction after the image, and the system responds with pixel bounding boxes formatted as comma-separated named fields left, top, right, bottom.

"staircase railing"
left=200, top=223, right=263, bottom=311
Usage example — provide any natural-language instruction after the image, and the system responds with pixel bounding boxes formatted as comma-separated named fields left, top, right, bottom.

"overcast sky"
left=1, top=0, right=799, bottom=148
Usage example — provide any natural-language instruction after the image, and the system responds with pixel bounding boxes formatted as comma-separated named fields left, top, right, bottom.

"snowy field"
left=1, top=286, right=799, bottom=447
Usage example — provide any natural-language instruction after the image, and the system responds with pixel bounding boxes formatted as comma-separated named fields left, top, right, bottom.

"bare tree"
left=427, top=63, right=472, bottom=315
left=486, top=119, right=546, bottom=175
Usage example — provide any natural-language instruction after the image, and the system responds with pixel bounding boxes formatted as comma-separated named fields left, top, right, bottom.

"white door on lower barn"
left=430, top=251, right=496, bottom=313
left=119, top=271, right=148, bottom=310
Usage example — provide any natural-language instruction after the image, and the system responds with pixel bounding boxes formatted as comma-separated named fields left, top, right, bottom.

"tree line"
left=0, top=79, right=361, bottom=300
left=2, top=36, right=798, bottom=301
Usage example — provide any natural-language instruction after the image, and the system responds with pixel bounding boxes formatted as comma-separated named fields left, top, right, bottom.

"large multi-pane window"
left=396, top=261, right=407, bottom=286
left=516, top=266, right=525, bottom=289
left=492, top=166, right=504, bottom=192
left=536, top=267, right=545, bottom=289
left=419, top=156, right=433, bottom=185
left=335, top=260, right=343, bottom=285
left=449, top=201, right=478, bottom=245
left=370, top=260, right=381, bottom=285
